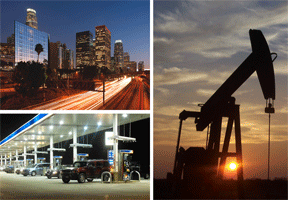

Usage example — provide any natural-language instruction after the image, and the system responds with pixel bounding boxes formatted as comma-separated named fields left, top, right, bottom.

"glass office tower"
left=14, top=21, right=49, bottom=65
left=26, top=8, right=38, bottom=30
left=76, top=31, right=93, bottom=67
left=114, top=40, right=124, bottom=70
left=95, top=25, right=111, bottom=69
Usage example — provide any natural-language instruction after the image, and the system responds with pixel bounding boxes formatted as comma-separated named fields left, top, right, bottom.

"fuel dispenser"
left=15, top=160, right=24, bottom=168
left=26, top=159, right=34, bottom=166
left=77, top=153, right=88, bottom=161
left=37, top=157, right=46, bottom=163
left=119, top=150, right=133, bottom=181
left=109, top=150, right=134, bottom=182
left=53, top=156, right=63, bottom=166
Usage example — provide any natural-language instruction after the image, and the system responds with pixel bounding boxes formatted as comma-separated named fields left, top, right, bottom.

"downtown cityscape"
left=1, top=1, right=150, bottom=110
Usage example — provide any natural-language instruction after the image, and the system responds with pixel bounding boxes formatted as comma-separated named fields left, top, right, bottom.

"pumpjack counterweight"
left=169, top=29, right=276, bottom=199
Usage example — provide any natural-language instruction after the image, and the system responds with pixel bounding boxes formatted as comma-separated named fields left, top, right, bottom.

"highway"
left=26, top=77, right=132, bottom=110
left=100, top=76, right=150, bottom=110
left=25, top=76, right=150, bottom=110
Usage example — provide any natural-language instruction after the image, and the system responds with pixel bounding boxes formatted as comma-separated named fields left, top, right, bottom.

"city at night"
left=1, top=1, right=150, bottom=110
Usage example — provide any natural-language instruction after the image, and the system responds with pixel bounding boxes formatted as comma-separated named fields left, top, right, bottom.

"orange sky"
left=154, top=1, right=287, bottom=180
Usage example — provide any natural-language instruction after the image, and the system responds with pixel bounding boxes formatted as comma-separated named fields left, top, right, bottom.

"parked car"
left=15, top=167, right=24, bottom=174
left=5, top=166, right=14, bottom=173
left=61, top=160, right=110, bottom=183
left=45, top=165, right=72, bottom=179
left=21, top=163, right=50, bottom=176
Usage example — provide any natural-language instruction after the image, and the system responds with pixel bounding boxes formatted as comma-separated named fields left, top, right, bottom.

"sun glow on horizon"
left=229, top=162, right=237, bottom=171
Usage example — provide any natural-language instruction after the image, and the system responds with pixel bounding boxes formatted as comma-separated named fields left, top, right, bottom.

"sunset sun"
left=229, top=162, right=237, bottom=170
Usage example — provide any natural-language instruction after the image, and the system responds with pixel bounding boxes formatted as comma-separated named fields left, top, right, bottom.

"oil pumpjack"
left=169, top=29, right=276, bottom=199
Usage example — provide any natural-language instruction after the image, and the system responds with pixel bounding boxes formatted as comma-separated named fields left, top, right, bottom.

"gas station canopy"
left=0, top=114, right=149, bottom=155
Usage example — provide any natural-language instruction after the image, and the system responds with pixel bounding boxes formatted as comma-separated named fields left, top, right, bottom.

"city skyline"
left=1, top=1, right=150, bottom=69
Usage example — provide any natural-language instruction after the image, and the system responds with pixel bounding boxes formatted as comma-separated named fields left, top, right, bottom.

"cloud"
left=155, top=1, right=288, bottom=62
left=154, top=37, right=174, bottom=44
left=196, top=89, right=215, bottom=97
left=154, top=66, right=208, bottom=86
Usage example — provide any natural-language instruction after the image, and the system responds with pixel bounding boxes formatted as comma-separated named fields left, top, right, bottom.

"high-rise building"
left=0, top=43, right=15, bottom=69
left=110, top=57, right=117, bottom=72
left=14, top=21, right=49, bottom=65
left=50, top=41, right=75, bottom=70
left=138, top=61, right=144, bottom=71
left=123, top=52, right=130, bottom=72
left=76, top=31, right=93, bottom=68
left=128, top=61, right=137, bottom=72
left=95, top=25, right=111, bottom=69
left=114, top=40, right=124, bottom=70
left=7, top=34, right=15, bottom=44
left=26, top=8, right=38, bottom=30
left=49, top=41, right=61, bottom=76
left=65, top=49, right=74, bottom=70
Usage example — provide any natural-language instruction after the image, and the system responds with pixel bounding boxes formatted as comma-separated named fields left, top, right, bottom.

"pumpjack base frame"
left=171, top=100, right=244, bottom=199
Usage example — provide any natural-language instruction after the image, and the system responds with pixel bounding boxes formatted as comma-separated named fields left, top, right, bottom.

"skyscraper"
left=114, top=40, right=124, bottom=70
left=49, top=41, right=61, bottom=77
left=49, top=41, right=74, bottom=74
left=76, top=31, right=93, bottom=67
left=95, top=25, right=111, bottom=69
left=7, top=34, right=15, bottom=44
left=128, top=61, right=137, bottom=72
left=14, top=21, right=49, bottom=65
left=123, top=52, right=130, bottom=72
left=138, top=61, right=144, bottom=71
left=0, top=43, right=15, bottom=69
left=26, top=8, right=38, bottom=30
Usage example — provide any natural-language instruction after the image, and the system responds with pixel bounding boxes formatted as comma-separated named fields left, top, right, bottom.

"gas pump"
left=37, top=157, right=46, bottom=163
left=119, top=150, right=133, bottom=181
left=26, top=159, right=34, bottom=166
left=113, top=150, right=134, bottom=181
left=14, top=160, right=24, bottom=174
left=53, top=156, right=63, bottom=167
left=77, top=153, right=88, bottom=161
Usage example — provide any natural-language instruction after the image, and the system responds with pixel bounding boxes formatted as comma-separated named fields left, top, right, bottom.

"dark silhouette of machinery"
left=168, top=29, right=276, bottom=199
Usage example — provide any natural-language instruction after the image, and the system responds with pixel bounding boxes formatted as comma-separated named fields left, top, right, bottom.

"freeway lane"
left=100, top=77, right=150, bottom=110
left=26, top=77, right=132, bottom=110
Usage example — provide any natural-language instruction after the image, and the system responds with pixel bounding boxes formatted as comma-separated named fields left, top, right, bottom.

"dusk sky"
left=154, top=1, right=287, bottom=179
left=1, top=0, right=150, bottom=69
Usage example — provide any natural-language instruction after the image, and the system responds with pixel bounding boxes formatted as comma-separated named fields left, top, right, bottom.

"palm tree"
left=35, top=43, right=44, bottom=63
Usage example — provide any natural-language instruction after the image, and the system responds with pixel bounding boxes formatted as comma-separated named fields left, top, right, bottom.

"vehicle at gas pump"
left=15, top=167, right=24, bottom=174
left=21, top=163, right=50, bottom=176
left=45, top=165, right=72, bottom=179
left=4, top=165, right=14, bottom=173
left=61, top=160, right=111, bottom=183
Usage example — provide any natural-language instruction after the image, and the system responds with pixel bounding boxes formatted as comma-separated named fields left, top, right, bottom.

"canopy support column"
left=50, top=136, right=53, bottom=169
left=16, top=150, right=18, bottom=162
left=34, top=144, right=37, bottom=164
left=10, top=152, right=12, bottom=165
left=113, top=114, right=119, bottom=173
left=73, top=127, right=77, bottom=162
left=24, top=146, right=27, bottom=167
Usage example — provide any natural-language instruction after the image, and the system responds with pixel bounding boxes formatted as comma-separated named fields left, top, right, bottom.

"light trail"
left=100, top=77, right=150, bottom=110
left=27, top=77, right=132, bottom=110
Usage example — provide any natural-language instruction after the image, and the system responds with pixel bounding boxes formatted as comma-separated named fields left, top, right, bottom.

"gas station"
left=0, top=113, right=150, bottom=199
